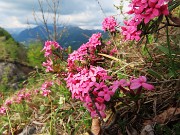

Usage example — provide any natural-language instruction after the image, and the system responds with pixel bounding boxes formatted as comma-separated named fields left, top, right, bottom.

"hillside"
left=0, top=27, right=27, bottom=62
left=0, top=28, right=34, bottom=90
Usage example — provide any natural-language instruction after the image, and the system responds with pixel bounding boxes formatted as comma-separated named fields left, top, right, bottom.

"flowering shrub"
left=65, top=28, right=155, bottom=118
left=38, top=13, right=157, bottom=118
left=66, top=32, right=117, bottom=118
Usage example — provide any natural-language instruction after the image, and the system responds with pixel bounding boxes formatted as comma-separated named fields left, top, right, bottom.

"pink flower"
left=102, top=16, right=118, bottom=32
left=88, top=33, right=102, bottom=47
left=142, top=7, right=160, bottom=24
left=0, top=106, right=7, bottom=115
left=24, top=92, right=31, bottom=101
left=106, top=40, right=111, bottom=45
left=130, top=76, right=154, bottom=90
left=159, top=4, right=169, bottom=15
left=41, top=81, right=53, bottom=90
left=109, top=47, right=118, bottom=56
left=94, top=82, right=107, bottom=91
left=42, top=58, right=53, bottom=72
left=98, top=88, right=114, bottom=101
left=34, top=89, right=39, bottom=94
left=42, top=90, right=51, bottom=96
left=16, top=93, right=25, bottom=103
left=42, top=41, right=62, bottom=57
left=5, top=99, right=13, bottom=106
left=121, top=25, right=141, bottom=41
left=90, top=103, right=106, bottom=118
left=67, top=33, right=102, bottom=72
left=110, top=79, right=128, bottom=92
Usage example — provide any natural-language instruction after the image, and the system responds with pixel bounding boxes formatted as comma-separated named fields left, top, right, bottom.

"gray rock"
left=0, top=61, right=34, bottom=89
left=18, top=125, right=36, bottom=135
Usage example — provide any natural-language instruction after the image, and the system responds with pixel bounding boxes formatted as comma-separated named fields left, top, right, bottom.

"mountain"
left=14, top=25, right=107, bottom=50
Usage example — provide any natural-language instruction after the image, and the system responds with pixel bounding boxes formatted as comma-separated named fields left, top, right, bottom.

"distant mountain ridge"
left=12, top=25, right=107, bottom=50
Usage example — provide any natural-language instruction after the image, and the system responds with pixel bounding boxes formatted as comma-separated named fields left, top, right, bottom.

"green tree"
left=27, top=42, right=45, bottom=67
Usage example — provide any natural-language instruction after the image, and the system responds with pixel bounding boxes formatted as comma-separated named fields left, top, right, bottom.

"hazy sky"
left=0, top=0, right=129, bottom=30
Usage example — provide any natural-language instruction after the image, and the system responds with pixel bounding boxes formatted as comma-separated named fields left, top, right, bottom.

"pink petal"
left=100, top=111, right=106, bottom=118
left=130, top=82, right=142, bottom=90
left=104, top=94, right=110, bottom=101
left=96, top=97, right=104, bottom=103
left=153, top=8, right=159, bottom=16
left=91, top=76, right=96, bottom=82
left=139, top=76, right=147, bottom=82
left=142, top=83, right=154, bottom=90
left=144, top=17, right=151, bottom=24
left=98, top=91, right=105, bottom=97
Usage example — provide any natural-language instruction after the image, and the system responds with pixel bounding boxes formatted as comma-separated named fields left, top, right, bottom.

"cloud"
left=0, top=0, right=125, bottom=29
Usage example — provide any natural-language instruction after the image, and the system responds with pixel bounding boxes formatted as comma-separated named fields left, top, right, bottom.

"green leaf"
left=117, top=73, right=126, bottom=79
left=157, top=45, right=170, bottom=55
left=168, top=1, right=180, bottom=11
left=142, top=44, right=148, bottom=56
left=147, top=69, right=163, bottom=80
left=148, top=34, right=153, bottom=44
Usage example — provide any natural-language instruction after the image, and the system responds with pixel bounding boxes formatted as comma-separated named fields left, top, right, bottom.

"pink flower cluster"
left=102, top=16, right=118, bottom=32
left=127, top=0, right=169, bottom=24
left=0, top=89, right=32, bottom=115
left=41, top=81, right=53, bottom=96
left=42, top=58, right=53, bottom=72
left=0, top=80, right=55, bottom=116
left=121, top=0, right=169, bottom=41
left=67, top=33, right=102, bottom=72
left=66, top=33, right=117, bottom=118
left=66, top=66, right=114, bottom=118
left=111, top=76, right=154, bottom=95
left=42, top=41, right=62, bottom=72
left=42, top=41, right=62, bottom=57
left=121, top=25, right=142, bottom=41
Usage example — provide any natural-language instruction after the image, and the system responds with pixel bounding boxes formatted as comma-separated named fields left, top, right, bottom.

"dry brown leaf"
left=91, top=118, right=100, bottom=135
left=169, top=14, right=180, bottom=25
left=153, top=107, right=180, bottom=124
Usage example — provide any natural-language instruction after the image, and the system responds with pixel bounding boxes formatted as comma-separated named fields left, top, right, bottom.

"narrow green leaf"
left=142, top=44, right=148, bottom=56
left=157, top=45, right=170, bottom=55
left=147, top=69, right=163, bottom=80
